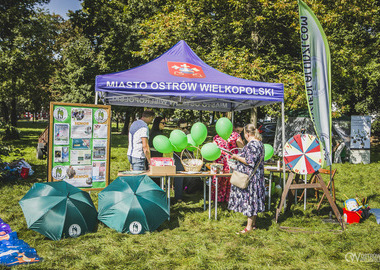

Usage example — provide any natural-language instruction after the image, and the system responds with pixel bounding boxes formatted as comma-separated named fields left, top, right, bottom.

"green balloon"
left=201, top=143, right=221, bottom=161
left=275, top=184, right=282, bottom=196
left=170, top=130, right=188, bottom=150
left=187, top=134, right=197, bottom=151
left=191, top=122, right=207, bottom=145
left=215, top=117, right=233, bottom=140
left=264, top=144, right=274, bottom=161
left=153, top=135, right=173, bottom=154
left=171, top=142, right=182, bottom=153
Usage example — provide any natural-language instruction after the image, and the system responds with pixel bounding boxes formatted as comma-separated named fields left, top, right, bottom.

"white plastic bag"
left=17, top=159, right=34, bottom=176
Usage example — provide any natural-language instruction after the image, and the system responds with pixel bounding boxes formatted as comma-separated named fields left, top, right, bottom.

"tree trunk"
left=250, top=107, right=257, bottom=126
left=116, top=113, right=119, bottom=132
left=121, top=112, right=131, bottom=135
left=1, top=101, right=9, bottom=124
left=10, top=97, right=18, bottom=127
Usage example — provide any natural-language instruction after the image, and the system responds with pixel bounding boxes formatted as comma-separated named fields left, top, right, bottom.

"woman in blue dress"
left=228, top=123, right=265, bottom=234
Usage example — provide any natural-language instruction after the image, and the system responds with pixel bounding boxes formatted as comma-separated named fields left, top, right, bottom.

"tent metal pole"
left=231, top=111, right=234, bottom=124
left=95, top=91, right=98, bottom=105
left=282, top=101, right=286, bottom=209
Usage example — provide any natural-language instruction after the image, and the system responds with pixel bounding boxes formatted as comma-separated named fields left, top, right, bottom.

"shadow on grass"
left=110, top=133, right=128, bottom=148
left=158, top=191, right=207, bottom=231
left=161, top=191, right=279, bottom=231
left=274, top=201, right=346, bottom=229
left=366, top=193, right=380, bottom=203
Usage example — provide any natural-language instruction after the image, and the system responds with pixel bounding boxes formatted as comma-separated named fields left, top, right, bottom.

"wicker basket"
left=180, top=147, right=203, bottom=172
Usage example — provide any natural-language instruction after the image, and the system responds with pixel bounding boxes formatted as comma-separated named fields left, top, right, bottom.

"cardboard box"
left=151, top=157, right=174, bottom=166
left=149, top=165, right=176, bottom=175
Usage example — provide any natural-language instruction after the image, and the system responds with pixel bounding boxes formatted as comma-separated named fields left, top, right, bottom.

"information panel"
left=350, top=115, right=371, bottom=150
left=48, top=102, right=111, bottom=190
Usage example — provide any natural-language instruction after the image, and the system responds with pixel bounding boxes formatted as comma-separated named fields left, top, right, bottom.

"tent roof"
left=95, top=40, right=284, bottom=112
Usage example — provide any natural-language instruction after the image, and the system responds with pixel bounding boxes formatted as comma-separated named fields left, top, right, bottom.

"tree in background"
left=0, top=0, right=58, bottom=129
left=50, top=23, right=98, bottom=104
left=1, top=0, right=379, bottom=136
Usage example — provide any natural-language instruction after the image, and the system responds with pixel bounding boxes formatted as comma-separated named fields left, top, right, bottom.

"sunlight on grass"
left=0, top=121, right=379, bottom=269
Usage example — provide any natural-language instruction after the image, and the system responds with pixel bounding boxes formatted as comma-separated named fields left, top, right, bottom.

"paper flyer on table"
left=92, top=161, right=106, bottom=181
left=93, top=124, right=108, bottom=139
left=93, top=139, right=107, bottom=160
left=70, top=149, right=92, bottom=165
left=54, top=123, right=69, bottom=145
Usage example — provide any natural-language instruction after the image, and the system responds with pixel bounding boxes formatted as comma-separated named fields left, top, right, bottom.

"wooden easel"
left=297, top=168, right=337, bottom=211
left=275, top=171, right=345, bottom=230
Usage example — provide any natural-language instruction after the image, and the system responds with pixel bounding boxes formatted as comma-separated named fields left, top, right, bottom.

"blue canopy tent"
left=95, top=40, right=286, bottom=182
left=95, top=40, right=284, bottom=112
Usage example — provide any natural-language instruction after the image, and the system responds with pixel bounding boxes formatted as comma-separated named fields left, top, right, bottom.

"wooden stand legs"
left=275, top=172, right=345, bottom=230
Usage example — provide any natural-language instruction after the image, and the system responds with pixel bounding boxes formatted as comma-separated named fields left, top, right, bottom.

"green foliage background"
left=0, top=0, right=379, bottom=133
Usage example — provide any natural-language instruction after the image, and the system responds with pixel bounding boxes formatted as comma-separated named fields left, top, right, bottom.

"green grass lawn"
left=0, top=121, right=379, bottom=269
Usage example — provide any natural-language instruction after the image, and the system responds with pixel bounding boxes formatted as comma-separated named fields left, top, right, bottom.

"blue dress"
left=228, top=139, right=265, bottom=217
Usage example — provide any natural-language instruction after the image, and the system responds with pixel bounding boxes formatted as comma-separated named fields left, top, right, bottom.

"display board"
left=48, top=102, right=111, bottom=190
left=350, top=115, right=371, bottom=149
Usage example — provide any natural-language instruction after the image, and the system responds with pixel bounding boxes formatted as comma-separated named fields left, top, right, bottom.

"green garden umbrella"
left=19, top=181, right=98, bottom=241
left=98, top=175, right=169, bottom=234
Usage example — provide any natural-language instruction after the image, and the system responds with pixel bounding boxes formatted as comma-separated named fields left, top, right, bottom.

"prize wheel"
left=283, top=134, right=322, bottom=175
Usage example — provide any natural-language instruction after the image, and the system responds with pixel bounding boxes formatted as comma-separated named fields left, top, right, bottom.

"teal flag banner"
left=298, top=0, right=332, bottom=166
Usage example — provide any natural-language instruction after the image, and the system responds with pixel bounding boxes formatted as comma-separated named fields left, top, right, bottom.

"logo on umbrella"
left=129, top=221, right=142, bottom=235
left=68, top=224, right=82, bottom=238
left=98, top=175, right=169, bottom=234
left=19, top=181, right=98, bottom=240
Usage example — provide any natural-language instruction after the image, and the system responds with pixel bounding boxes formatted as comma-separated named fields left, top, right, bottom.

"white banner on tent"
left=104, top=95, right=234, bottom=111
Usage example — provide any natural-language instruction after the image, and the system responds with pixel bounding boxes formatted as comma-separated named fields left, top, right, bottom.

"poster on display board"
left=48, top=102, right=111, bottom=190
left=350, top=116, right=371, bottom=149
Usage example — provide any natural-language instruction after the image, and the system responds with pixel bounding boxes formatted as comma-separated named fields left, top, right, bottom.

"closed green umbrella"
left=19, top=181, right=98, bottom=241
left=98, top=175, right=169, bottom=234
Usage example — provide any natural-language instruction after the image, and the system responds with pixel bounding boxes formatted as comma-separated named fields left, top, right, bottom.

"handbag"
left=230, top=155, right=263, bottom=189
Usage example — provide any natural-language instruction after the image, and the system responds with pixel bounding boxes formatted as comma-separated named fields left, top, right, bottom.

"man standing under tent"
left=127, top=110, right=155, bottom=171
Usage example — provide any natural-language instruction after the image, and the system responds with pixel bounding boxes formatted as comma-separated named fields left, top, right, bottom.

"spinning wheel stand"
left=275, top=171, right=345, bottom=230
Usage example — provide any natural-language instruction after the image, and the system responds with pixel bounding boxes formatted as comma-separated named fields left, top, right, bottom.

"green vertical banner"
left=298, top=0, right=332, bottom=166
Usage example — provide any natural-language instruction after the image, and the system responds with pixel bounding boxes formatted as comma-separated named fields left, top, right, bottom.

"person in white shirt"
left=127, top=110, right=155, bottom=170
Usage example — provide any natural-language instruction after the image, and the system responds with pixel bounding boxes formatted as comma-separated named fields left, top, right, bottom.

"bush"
left=372, top=118, right=380, bottom=137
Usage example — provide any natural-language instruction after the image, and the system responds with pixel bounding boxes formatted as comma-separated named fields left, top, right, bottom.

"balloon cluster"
left=153, top=117, right=274, bottom=162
